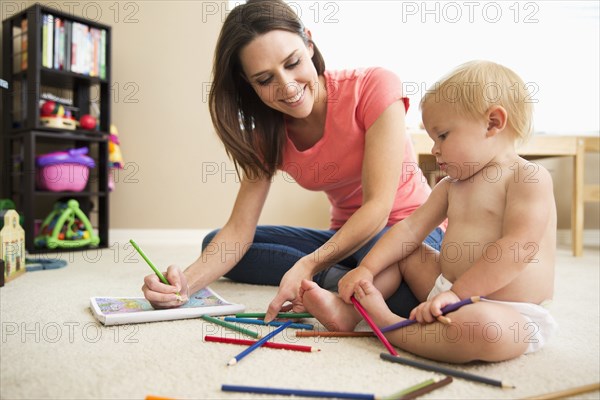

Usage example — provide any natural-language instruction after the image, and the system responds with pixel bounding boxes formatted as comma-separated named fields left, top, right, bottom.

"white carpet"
left=1, top=238, right=599, bottom=399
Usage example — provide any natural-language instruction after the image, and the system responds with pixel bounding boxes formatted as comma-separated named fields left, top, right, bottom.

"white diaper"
left=427, top=274, right=558, bottom=354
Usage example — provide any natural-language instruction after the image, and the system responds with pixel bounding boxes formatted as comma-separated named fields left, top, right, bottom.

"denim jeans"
left=202, top=225, right=444, bottom=317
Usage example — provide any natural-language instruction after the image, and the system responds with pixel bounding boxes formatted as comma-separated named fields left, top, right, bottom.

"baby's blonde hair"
left=420, top=60, right=534, bottom=142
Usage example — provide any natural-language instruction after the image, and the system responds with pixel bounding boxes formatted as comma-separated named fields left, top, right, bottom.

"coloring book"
left=90, top=287, right=245, bottom=325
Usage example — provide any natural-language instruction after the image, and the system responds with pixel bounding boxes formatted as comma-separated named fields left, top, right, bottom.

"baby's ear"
left=486, top=105, right=507, bottom=137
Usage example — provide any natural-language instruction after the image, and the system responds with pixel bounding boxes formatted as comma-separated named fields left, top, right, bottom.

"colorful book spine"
left=46, top=14, right=54, bottom=68
left=21, top=18, right=28, bottom=70
left=100, top=30, right=106, bottom=79
left=42, top=14, right=48, bottom=68
left=53, top=17, right=61, bottom=69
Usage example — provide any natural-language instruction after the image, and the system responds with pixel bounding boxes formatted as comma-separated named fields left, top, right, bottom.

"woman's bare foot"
left=299, top=279, right=361, bottom=331
left=354, top=280, right=405, bottom=328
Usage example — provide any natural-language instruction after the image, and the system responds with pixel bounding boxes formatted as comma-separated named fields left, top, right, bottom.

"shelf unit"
left=1, top=4, right=111, bottom=253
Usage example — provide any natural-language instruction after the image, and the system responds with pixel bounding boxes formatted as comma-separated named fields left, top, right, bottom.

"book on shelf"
left=21, top=18, right=28, bottom=70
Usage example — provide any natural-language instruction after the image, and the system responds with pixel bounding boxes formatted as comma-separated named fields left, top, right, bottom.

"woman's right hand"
left=337, top=266, right=374, bottom=304
left=142, top=265, right=190, bottom=309
left=264, top=259, right=314, bottom=322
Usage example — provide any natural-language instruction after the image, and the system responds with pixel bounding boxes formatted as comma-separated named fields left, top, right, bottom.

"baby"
left=299, top=60, right=558, bottom=363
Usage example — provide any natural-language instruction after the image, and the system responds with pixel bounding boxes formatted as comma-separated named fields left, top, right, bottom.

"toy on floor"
left=25, top=257, right=68, bottom=272
left=0, top=199, right=24, bottom=229
left=108, top=124, right=124, bottom=191
left=1, top=209, right=26, bottom=283
left=34, top=199, right=100, bottom=249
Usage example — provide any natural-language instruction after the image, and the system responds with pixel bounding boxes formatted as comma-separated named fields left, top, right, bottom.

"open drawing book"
left=90, top=287, right=245, bottom=326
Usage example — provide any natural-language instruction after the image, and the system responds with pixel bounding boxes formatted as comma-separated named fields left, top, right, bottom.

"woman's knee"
left=201, top=229, right=220, bottom=250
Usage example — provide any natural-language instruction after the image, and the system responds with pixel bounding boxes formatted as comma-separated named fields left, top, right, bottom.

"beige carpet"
left=1, top=234, right=599, bottom=400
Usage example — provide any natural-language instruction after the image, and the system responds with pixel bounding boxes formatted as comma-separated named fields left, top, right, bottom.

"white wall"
left=297, top=0, right=599, bottom=134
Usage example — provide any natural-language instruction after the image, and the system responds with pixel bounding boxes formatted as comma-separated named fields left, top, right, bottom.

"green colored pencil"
left=236, top=312, right=313, bottom=319
left=130, top=239, right=181, bottom=300
left=380, top=378, right=435, bottom=400
left=200, top=315, right=261, bottom=339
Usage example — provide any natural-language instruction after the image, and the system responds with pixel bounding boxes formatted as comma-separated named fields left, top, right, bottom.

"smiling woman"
left=239, top=30, right=327, bottom=141
left=141, top=0, right=445, bottom=324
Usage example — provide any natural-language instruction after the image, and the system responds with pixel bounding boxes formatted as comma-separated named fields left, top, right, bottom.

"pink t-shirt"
left=280, top=68, right=432, bottom=230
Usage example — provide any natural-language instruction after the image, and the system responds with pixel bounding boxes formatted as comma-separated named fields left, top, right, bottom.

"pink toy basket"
left=36, top=148, right=96, bottom=192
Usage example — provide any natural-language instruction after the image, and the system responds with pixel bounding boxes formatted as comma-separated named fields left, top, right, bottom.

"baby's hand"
left=338, top=266, right=373, bottom=304
left=410, top=290, right=460, bottom=324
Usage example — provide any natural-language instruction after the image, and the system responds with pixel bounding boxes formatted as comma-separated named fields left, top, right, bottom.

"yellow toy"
left=0, top=210, right=26, bottom=282
left=109, top=124, right=124, bottom=191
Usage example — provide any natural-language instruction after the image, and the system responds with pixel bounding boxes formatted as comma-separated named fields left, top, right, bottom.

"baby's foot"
left=354, top=280, right=404, bottom=328
left=300, top=280, right=361, bottom=332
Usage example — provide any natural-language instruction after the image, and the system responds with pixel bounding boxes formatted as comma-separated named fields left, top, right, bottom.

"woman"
left=142, top=0, right=443, bottom=322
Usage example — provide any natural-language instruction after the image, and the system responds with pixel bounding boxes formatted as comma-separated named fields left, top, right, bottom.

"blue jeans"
left=202, top=225, right=444, bottom=317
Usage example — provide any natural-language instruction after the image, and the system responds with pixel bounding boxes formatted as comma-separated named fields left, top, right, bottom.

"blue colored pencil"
left=222, top=384, right=375, bottom=399
left=380, top=296, right=482, bottom=333
left=227, top=321, right=292, bottom=366
left=224, top=317, right=314, bottom=330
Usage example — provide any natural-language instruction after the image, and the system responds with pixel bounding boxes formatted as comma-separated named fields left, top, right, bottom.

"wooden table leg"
left=572, top=139, right=585, bottom=257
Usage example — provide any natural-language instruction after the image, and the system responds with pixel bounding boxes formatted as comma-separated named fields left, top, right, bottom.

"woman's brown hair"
left=209, top=0, right=325, bottom=179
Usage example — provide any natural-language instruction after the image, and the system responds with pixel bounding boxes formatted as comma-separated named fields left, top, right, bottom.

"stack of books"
left=41, top=14, right=107, bottom=79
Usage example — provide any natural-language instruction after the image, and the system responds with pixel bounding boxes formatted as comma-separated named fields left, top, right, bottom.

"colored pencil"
left=200, top=315, right=260, bottom=339
left=351, top=296, right=398, bottom=356
left=204, top=335, right=320, bottom=352
left=222, top=380, right=447, bottom=400
left=236, top=312, right=313, bottom=319
left=227, top=321, right=292, bottom=365
left=130, top=239, right=181, bottom=300
left=222, top=384, right=375, bottom=399
left=523, top=382, right=600, bottom=399
left=296, top=331, right=375, bottom=337
left=379, top=379, right=435, bottom=400
left=145, top=396, right=175, bottom=400
left=398, top=376, right=453, bottom=400
left=224, top=317, right=314, bottom=330
left=380, top=353, right=515, bottom=388
left=381, top=296, right=482, bottom=333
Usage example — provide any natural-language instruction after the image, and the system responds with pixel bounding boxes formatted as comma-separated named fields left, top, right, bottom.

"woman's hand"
left=142, top=265, right=190, bottom=309
left=337, top=266, right=374, bottom=304
left=409, top=290, right=460, bottom=323
left=264, top=258, right=314, bottom=322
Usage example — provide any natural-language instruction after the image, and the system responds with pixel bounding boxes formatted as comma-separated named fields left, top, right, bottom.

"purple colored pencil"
left=381, top=296, right=482, bottom=333
left=351, top=296, right=398, bottom=356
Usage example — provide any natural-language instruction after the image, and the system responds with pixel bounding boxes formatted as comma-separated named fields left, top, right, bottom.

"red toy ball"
left=79, top=114, right=97, bottom=131
left=40, top=101, right=56, bottom=116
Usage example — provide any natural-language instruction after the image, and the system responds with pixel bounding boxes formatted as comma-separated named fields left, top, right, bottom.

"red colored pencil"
left=204, top=335, right=320, bottom=353
left=351, top=296, right=398, bottom=356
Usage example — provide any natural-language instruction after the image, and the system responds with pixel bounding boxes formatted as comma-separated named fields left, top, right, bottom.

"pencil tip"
left=227, top=359, right=237, bottom=366
left=502, top=382, right=516, bottom=389
left=312, top=348, right=320, bottom=352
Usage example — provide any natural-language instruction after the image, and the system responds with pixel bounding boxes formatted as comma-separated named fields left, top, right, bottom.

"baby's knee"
left=453, top=309, right=528, bottom=361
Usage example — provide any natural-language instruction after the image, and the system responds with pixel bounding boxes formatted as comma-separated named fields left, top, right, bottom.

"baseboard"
left=110, top=228, right=599, bottom=248
left=557, top=229, right=600, bottom=247
left=109, top=229, right=212, bottom=246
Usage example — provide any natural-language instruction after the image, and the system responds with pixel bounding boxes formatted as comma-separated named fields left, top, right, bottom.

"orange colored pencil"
left=296, top=331, right=375, bottom=337
left=204, top=335, right=320, bottom=352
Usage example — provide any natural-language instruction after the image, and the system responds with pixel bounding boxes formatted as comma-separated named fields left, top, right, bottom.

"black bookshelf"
left=1, top=4, right=111, bottom=253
